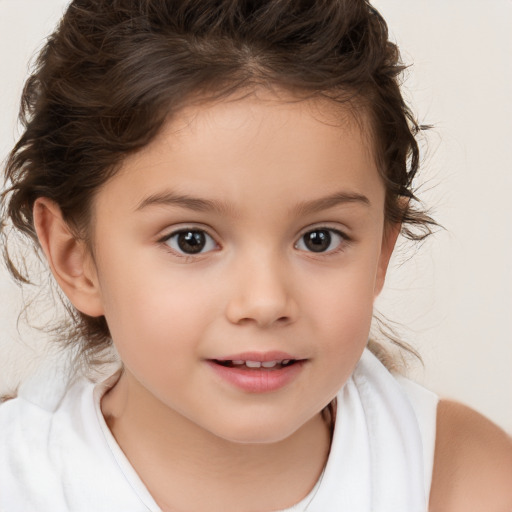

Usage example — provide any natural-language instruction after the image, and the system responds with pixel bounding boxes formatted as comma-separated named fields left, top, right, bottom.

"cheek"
left=103, top=279, right=196, bottom=337
left=313, top=290, right=374, bottom=345
left=302, top=259, right=378, bottom=344
left=96, top=251, right=220, bottom=354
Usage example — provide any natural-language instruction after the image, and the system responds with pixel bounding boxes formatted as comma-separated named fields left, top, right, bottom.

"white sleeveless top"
left=0, top=349, right=438, bottom=512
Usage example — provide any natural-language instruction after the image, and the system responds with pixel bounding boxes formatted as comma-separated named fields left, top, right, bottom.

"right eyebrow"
left=135, top=191, right=233, bottom=215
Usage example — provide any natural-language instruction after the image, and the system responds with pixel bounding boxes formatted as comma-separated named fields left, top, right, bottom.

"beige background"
left=1, top=0, right=511, bottom=431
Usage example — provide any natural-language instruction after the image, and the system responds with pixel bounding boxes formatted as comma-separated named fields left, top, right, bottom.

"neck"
left=101, top=369, right=331, bottom=512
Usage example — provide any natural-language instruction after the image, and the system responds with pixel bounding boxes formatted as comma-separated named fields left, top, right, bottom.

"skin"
left=33, top=91, right=512, bottom=511
left=429, top=401, right=512, bottom=511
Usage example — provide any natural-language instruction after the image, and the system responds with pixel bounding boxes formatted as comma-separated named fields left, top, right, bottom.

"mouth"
left=206, top=354, right=306, bottom=392
left=211, top=359, right=298, bottom=370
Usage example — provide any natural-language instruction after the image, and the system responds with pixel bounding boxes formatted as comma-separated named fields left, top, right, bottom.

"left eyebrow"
left=135, top=191, right=232, bottom=214
left=292, top=191, right=371, bottom=216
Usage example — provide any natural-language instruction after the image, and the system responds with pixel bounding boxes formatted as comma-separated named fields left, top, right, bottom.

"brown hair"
left=1, top=0, right=435, bottom=373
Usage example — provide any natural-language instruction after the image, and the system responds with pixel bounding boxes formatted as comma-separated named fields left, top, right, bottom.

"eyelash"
left=294, top=227, right=350, bottom=256
left=159, top=226, right=350, bottom=259
left=159, top=228, right=219, bottom=259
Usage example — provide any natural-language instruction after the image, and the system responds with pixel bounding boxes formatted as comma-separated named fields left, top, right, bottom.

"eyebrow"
left=135, top=189, right=370, bottom=215
left=292, top=191, right=371, bottom=216
left=135, top=191, right=232, bottom=214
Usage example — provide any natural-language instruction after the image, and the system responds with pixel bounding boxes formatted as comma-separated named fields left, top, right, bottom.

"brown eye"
left=165, top=230, right=217, bottom=255
left=296, top=229, right=344, bottom=253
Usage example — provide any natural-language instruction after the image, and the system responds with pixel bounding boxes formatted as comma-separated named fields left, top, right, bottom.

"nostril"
left=224, top=287, right=297, bottom=327
left=228, top=313, right=294, bottom=328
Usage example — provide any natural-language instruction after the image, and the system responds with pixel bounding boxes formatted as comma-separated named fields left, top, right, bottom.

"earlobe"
left=374, top=222, right=401, bottom=297
left=33, top=198, right=104, bottom=317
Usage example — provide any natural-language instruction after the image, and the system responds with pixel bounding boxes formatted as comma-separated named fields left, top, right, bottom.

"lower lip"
left=206, top=361, right=305, bottom=393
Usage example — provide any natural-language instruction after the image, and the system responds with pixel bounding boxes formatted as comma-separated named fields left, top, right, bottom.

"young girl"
left=0, top=1, right=511, bottom=511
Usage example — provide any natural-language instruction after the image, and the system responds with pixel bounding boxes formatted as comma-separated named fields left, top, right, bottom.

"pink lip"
left=206, top=352, right=306, bottom=393
left=213, top=351, right=297, bottom=362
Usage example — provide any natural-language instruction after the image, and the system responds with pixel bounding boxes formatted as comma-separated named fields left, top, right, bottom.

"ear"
left=374, top=221, right=401, bottom=298
left=33, top=197, right=104, bottom=317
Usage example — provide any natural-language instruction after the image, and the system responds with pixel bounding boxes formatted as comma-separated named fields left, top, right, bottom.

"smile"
left=213, top=359, right=296, bottom=369
left=207, top=354, right=306, bottom=393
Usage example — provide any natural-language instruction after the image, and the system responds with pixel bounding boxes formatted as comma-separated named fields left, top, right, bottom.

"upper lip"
left=211, top=351, right=301, bottom=362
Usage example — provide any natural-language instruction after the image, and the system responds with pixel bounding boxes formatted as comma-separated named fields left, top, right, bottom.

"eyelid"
left=296, top=223, right=351, bottom=241
left=157, top=223, right=217, bottom=242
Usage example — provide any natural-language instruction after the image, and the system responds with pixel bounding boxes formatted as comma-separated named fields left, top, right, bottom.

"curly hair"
left=1, top=0, right=435, bottom=372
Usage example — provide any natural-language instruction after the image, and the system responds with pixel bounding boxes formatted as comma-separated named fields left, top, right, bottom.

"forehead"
left=95, top=89, right=383, bottom=219
left=161, top=89, right=376, bottom=166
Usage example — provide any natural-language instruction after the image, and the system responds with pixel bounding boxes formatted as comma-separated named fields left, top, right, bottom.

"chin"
left=219, top=430, right=295, bottom=445
left=208, top=415, right=311, bottom=445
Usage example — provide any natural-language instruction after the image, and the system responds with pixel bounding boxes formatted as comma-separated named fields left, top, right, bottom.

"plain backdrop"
left=0, top=0, right=511, bottom=432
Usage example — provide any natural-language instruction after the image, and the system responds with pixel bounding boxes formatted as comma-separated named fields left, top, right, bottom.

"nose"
left=224, top=252, right=298, bottom=328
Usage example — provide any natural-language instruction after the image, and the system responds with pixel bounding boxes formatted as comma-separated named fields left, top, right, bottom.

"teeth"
left=219, top=359, right=296, bottom=368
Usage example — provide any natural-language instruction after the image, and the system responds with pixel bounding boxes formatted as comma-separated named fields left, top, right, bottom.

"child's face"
left=87, top=91, right=395, bottom=443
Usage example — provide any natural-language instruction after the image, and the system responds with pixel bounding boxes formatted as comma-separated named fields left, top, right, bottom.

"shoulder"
left=0, top=376, right=140, bottom=509
left=429, top=399, right=512, bottom=512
